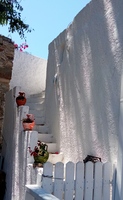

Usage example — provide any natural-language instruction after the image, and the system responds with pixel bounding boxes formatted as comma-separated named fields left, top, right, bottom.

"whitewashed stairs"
left=26, top=92, right=58, bottom=154
left=26, top=91, right=45, bottom=125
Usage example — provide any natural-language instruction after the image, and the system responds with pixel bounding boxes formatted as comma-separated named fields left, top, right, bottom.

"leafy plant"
left=28, top=140, right=48, bottom=157
left=0, top=0, right=32, bottom=39
left=23, top=114, right=34, bottom=123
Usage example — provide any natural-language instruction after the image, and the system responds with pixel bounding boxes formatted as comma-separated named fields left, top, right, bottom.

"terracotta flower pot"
left=23, top=121, right=35, bottom=130
left=16, top=92, right=26, bottom=106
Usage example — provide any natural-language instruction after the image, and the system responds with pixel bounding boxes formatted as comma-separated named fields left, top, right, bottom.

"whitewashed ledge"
left=25, top=185, right=59, bottom=200
left=26, top=164, right=44, bottom=186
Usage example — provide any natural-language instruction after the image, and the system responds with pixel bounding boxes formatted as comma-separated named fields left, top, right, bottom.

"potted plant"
left=28, top=140, right=49, bottom=167
left=22, top=114, right=35, bottom=130
left=16, top=92, right=26, bottom=106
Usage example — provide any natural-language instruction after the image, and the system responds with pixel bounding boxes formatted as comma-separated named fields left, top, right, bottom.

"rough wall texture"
left=0, top=35, right=14, bottom=144
left=45, top=0, right=123, bottom=163
left=2, top=87, right=38, bottom=200
left=10, top=50, right=47, bottom=96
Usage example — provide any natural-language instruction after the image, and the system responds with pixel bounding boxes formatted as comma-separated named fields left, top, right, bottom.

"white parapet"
left=25, top=185, right=59, bottom=200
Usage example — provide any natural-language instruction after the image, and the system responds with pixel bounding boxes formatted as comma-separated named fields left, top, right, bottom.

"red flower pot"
left=23, top=121, right=35, bottom=131
left=16, top=92, right=26, bottom=106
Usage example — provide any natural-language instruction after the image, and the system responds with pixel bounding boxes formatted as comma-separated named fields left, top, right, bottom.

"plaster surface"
left=45, top=0, right=123, bottom=163
left=10, top=50, right=47, bottom=96
left=2, top=87, right=39, bottom=200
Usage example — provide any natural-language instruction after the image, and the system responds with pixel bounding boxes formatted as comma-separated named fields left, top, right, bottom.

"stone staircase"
left=26, top=91, right=59, bottom=156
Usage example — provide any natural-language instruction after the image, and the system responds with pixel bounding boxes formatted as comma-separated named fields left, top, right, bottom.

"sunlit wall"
left=10, top=50, right=47, bottom=96
left=45, top=0, right=123, bottom=163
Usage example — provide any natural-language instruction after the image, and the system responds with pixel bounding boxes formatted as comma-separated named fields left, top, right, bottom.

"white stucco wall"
left=45, top=0, right=123, bottom=163
left=10, top=50, right=47, bottom=96
left=2, top=87, right=39, bottom=200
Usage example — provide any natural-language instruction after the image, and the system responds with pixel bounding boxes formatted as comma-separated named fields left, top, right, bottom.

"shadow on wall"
left=46, top=0, right=123, bottom=163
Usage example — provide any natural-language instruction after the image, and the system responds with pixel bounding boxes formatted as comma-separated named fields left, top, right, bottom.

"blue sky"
left=0, top=0, right=90, bottom=59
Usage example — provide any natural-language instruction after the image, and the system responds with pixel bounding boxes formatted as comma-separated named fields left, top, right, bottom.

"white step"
left=46, top=143, right=58, bottom=153
left=34, top=125, right=49, bottom=133
left=38, top=134, right=53, bottom=143
left=48, top=153, right=64, bottom=164
left=30, top=92, right=45, bottom=98
left=26, top=102, right=44, bottom=110
left=35, top=116, right=45, bottom=125
left=26, top=96, right=45, bottom=104
left=29, top=109, right=44, bottom=118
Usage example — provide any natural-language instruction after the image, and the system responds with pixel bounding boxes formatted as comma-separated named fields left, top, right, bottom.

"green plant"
left=29, top=140, right=49, bottom=166
left=28, top=140, right=49, bottom=164
left=29, top=140, right=48, bottom=157
left=0, top=0, right=32, bottom=39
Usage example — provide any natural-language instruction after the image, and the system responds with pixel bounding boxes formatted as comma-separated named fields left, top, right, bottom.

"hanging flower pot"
left=16, top=92, right=26, bottom=106
left=22, top=114, right=35, bottom=130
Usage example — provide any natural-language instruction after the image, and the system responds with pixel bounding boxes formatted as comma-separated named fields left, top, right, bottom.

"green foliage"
left=0, top=0, right=32, bottom=39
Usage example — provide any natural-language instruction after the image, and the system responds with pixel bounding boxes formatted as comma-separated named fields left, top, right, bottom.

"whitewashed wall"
left=2, top=87, right=39, bottom=200
left=45, top=0, right=123, bottom=163
left=10, top=50, right=47, bottom=96
left=115, top=69, right=123, bottom=200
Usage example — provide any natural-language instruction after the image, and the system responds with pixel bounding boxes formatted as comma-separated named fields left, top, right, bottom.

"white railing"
left=25, top=185, right=59, bottom=200
left=2, top=87, right=40, bottom=200
left=25, top=161, right=116, bottom=200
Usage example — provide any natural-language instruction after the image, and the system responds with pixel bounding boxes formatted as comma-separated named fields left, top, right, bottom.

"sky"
left=0, top=0, right=90, bottom=59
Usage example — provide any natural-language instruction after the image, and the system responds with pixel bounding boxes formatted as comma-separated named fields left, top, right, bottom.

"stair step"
left=35, top=117, right=45, bottom=125
left=48, top=153, right=64, bottom=164
left=38, top=133, right=53, bottom=143
left=26, top=102, right=44, bottom=110
left=26, top=96, right=45, bottom=104
left=46, top=143, right=58, bottom=153
left=34, top=125, right=49, bottom=133
left=29, top=109, right=44, bottom=118
left=30, top=92, right=45, bottom=98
